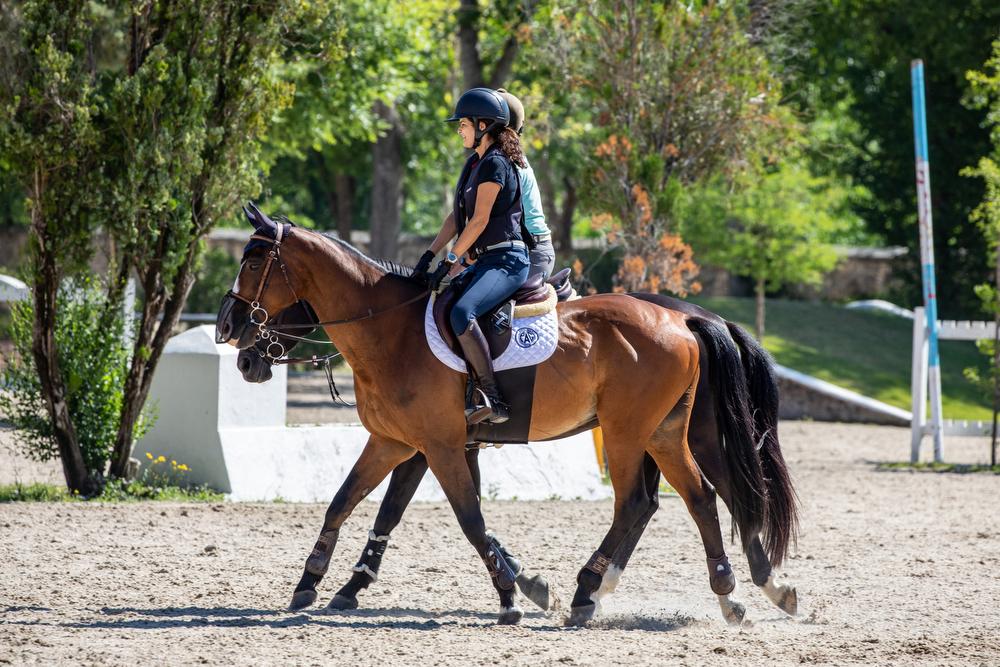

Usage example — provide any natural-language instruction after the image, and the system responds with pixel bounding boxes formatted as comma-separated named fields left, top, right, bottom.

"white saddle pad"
left=424, top=295, right=559, bottom=373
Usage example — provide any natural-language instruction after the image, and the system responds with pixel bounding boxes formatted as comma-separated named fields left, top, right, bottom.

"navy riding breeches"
left=450, top=247, right=530, bottom=335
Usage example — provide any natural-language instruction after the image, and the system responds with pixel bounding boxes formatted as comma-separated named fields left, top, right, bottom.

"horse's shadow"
left=39, top=605, right=512, bottom=631
left=8, top=604, right=697, bottom=632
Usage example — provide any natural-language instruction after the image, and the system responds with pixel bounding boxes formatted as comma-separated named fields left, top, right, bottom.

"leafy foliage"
left=0, top=277, right=153, bottom=475
left=785, top=0, right=1000, bottom=316
left=540, top=0, right=795, bottom=295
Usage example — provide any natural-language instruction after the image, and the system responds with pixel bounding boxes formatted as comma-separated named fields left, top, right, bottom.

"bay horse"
left=216, top=205, right=798, bottom=625
left=237, top=288, right=799, bottom=620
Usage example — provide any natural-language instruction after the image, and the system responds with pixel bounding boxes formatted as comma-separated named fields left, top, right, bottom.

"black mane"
left=320, top=233, right=415, bottom=280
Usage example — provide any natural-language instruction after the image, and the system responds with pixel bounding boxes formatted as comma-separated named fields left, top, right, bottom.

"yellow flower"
left=171, top=460, right=177, bottom=466
left=178, top=464, right=189, bottom=471
left=157, top=455, right=166, bottom=463
left=145, top=452, right=153, bottom=460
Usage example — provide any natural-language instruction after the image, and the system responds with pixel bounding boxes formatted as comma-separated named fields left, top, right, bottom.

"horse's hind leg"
left=688, top=394, right=798, bottom=616
left=289, top=435, right=414, bottom=611
left=327, top=452, right=430, bottom=610
left=591, top=454, right=661, bottom=606
left=566, top=439, right=655, bottom=626
left=647, top=380, right=746, bottom=625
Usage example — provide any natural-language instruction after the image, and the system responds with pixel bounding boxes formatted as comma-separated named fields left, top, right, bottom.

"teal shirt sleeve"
left=519, top=159, right=549, bottom=236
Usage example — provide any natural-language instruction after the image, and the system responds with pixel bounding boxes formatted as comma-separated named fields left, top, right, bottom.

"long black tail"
left=726, top=322, right=799, bottom=567
left=686, top=317, right=767, bottom=552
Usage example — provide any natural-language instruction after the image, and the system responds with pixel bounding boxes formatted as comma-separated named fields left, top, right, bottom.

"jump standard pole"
left=909, top=59, right=945, bottom=463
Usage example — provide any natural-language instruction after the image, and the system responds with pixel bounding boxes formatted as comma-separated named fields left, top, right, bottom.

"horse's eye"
left=248, top=262, right=262, bottom=272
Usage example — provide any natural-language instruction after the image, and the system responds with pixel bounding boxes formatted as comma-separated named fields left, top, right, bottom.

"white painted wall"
left=137, top=325, right=610, bottom=503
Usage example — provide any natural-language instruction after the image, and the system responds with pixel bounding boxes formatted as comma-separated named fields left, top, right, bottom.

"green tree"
left=0, top=0, right=343, bottom=491
left=541, top=0, right=794, bottom=295
left=961, top=37, right=1000, bottom=466
left=681, top=162, right=859, bottom=339
left=0, top=0, right=106, bottom=493
left=786, top=0, right=1000, bottom=317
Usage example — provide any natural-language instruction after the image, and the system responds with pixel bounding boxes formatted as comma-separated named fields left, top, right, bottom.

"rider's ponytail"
left=487, top=125, right=527, bottom=169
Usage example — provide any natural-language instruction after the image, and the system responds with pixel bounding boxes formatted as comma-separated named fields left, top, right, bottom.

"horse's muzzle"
left=215, top=293, right=250, bottom=345
left=237, top=348, right=273, bottom=383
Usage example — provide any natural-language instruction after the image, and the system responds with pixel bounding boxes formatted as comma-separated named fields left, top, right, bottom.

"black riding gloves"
left=427, top=258, right=454, bottom=293
left=411, top=249, right=436, bottom=285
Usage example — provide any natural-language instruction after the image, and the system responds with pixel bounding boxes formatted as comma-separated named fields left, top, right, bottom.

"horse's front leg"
left=425, top=445, right=524, bottom=625
left=326, top=452, right=430, bottom=610
left=288, top=435, right=414, bottom=611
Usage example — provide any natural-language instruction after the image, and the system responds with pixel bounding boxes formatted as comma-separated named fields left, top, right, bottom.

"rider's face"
left=457, top=118, right=475, bottom=149
left=458, top=118, right=487, bottom=150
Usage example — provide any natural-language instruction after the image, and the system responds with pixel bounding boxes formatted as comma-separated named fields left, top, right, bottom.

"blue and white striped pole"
left=911, top=59, right=945, bottom=462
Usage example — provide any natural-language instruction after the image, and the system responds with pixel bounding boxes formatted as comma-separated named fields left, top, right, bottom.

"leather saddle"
left=433, top=267, right=574, bottom=360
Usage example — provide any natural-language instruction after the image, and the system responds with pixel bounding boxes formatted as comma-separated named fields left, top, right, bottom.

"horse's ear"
left=244, top=201, right=276, bottom=236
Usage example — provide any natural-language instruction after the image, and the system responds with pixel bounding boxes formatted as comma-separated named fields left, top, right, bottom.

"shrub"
left=0, top=277, right=154, bottom=480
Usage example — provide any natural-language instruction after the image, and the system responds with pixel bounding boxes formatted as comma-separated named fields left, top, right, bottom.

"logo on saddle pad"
left=425, top=297, right=559, bottom=374
left=515, top=327, right=539, bottom=348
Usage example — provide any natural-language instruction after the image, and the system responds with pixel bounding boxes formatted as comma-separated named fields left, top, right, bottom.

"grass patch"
left=876, top=461, right=1000, bottom=474
left=691, top=297, right=993, bottom=420
left=0, top=480, right=224, bottom=502
left=0, top=482, right=74, bottom=502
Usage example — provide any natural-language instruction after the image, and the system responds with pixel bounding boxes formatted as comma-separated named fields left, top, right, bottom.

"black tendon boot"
left=456, top=320, right=510, bottom=424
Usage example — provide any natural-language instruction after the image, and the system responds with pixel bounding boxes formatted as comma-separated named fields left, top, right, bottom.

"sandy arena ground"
left=2, top=418, right=1000, bottom=666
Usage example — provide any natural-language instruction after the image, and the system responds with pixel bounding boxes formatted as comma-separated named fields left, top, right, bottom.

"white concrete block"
left=0, top=274, right=28, bottom=303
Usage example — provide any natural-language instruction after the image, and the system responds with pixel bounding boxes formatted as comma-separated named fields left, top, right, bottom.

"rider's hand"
left=411, top=250, right=436, bottom=285
left=427, top=259, right=454, bottom=293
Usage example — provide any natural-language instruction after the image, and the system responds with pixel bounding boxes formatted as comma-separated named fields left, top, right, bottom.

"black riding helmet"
left=446, top=87, right=510, bottom=147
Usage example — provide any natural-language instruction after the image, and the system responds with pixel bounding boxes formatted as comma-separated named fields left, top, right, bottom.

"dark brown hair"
left=487, top=125, right=527, bottom=168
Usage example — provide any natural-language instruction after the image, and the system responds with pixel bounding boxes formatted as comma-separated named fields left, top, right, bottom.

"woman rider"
left=495, top=88, right=555, bottom=281
left=411, top=88, right=530, bottom=425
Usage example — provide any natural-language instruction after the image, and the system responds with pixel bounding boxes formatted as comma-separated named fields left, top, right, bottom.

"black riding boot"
left=457, top=320, right=510, bottom=425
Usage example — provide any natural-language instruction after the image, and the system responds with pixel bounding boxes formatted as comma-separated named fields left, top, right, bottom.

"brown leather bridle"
left=224, top=225, right=301, bottom=359
left=224, top=226, right=429, bottom=361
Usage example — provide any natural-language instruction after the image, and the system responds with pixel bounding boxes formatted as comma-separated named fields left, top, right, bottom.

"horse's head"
left=215, top=202, right=301, bottom=349
left=236, top=301, right=319, bottom=383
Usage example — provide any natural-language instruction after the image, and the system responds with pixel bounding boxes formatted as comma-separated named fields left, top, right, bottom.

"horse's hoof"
left=288, top=589, right=317, bottom=611
left=327, top=594, right=358, bottom=611
left=516, top=573, right=555, bottom=611
left=565, top=603, right=596, bottom=627
left=762, top=575, right=798, bottom=616
left=498, top=605, right=523, bottom=625
left=719, top=597, right=746, bottom=626
left=777, top=585, right=798, bottom=616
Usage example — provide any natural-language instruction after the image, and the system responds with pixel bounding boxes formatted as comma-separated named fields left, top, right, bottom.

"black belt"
left=530, top=233, right=551, bottom=245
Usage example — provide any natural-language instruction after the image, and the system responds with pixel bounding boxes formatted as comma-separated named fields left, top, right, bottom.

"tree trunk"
left=992, top=245, right=999, bottom=467
left=755, top=276, right=766, bottom=341
left=558, top=176, right=578, bottom=253
left=457, top=0, right=485, bottom=89
left=29, top=171, right=96, bottom=495
left=108, top=234, right=199, bottom=479
left=335, top=172, right=353, bottom=242
left=369, top=100, right=404, bottom=260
